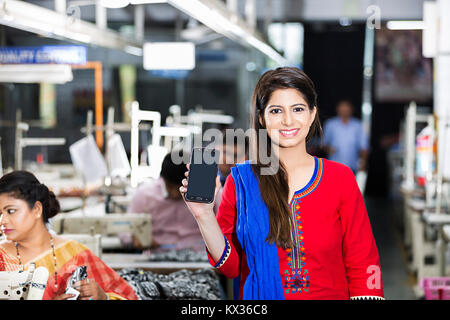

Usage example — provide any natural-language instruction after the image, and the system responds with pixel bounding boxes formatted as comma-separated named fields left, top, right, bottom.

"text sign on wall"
left=0, top=46, right=87, bottom=64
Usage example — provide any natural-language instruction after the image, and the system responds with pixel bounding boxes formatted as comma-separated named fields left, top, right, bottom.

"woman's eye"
left=269, top=109, right=282, bottom=114
left=7, top=209, right=16, bottom=214
left=294, top=107, right=304, bottom=112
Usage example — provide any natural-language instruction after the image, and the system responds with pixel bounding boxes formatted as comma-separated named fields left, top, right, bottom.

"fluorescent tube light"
left=0, top=0, right=143, bottom=56
left=130, top=0, right=167, bottom=4
left=0, top=64, right=73, bottom=84
left=167, top=0, right=288, bottom=66
left=386, top=20, right=425, bottom=30
left=124, top=45, right=144, bottom=56
left=99, top=0, right=130, bottom=8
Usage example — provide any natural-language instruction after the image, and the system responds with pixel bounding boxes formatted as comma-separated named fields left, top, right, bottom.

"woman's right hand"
left=53, top=293, right=76, bottom=300
left=179, top=163, right=227, bottom=263
left=179, top=163, right=222, bottom=220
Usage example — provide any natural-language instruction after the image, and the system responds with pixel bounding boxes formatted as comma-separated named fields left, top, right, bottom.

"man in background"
left=217, top=129, right=248, bottom=186
left=323, top=100, right=369, bottom=174
left=127, top=150, right=205, bottom=252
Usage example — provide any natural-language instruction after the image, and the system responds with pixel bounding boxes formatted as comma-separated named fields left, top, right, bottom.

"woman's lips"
left=279, top=128, right=300, bottom=137
left=2, top=229, right=14, bottom=233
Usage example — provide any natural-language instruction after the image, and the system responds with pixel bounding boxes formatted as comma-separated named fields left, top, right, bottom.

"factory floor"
left=365, top=197, right=417, bottom=300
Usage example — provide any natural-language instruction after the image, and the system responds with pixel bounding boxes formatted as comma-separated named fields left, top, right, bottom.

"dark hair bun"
left=0, top=171, right=61, bottom=222
left=45, top=190, right=60, bottom=222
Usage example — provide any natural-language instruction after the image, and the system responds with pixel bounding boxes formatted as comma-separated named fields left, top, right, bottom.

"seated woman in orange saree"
left=0, top=239, right=138, bottom=300
left=0, top=170, right=138, bottom=300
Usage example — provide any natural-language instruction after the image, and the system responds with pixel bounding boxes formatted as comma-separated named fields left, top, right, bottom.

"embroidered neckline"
left=290, top=157, right=323, bottom=204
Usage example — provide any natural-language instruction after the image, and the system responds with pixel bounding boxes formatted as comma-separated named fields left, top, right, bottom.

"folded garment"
left=117, top=268, right=221, bottom=300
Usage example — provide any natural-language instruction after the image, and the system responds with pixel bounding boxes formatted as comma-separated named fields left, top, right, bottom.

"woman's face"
left=261, top=88, right=316, bottom=149
left=0, top=194, right=41, bottom=242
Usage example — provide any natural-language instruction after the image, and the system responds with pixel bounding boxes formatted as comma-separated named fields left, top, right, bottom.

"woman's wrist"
left=194, top=211, right=226, bottom=262
left=194, top=209, right=216, bottom=224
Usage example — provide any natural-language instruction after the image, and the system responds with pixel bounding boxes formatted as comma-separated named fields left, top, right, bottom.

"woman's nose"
left=282, top=110, right=293, bottom=126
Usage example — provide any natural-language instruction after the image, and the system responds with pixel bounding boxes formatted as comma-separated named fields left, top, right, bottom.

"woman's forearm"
left=195, top=211, right=226, bottom=263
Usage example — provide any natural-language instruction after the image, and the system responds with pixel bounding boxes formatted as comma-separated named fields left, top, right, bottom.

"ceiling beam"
left=0, top=0, right=143, bottom=56
left=166, top=0, right=289, bottom=65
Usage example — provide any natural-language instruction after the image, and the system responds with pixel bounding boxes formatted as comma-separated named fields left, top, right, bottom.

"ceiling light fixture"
left=166, top=0, right=288, bottom=66
left=130, top=0, right=168, bottom=4
left=0, top=64, right=73, bottom=84
left=0, top=0, right=143, bottom=56
left=386, top=20, right=425, bottom=30
left=99, top=0, right=130, bottom=8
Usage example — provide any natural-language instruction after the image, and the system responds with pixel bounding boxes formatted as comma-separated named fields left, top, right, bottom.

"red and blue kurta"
left=208, top=158, right=384, bottom=300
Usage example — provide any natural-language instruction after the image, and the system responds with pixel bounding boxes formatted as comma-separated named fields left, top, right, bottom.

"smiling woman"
left=180, top=67, right=385, bottom=300
left=250, top=67, right=322, bottom=249
left=265, top=90, right=314, bottom=143
left=0, top=171, right=138, bottom=300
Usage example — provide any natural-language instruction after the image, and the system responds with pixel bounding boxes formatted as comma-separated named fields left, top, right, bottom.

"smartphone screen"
left=185, top=147, right=219, bottom=203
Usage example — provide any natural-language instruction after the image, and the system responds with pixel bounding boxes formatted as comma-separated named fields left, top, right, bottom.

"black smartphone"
left=185, top=147, right=219, bottom=203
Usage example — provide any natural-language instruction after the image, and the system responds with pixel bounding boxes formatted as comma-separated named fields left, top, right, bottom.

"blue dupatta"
left=230, top=161, right=285, bottom=300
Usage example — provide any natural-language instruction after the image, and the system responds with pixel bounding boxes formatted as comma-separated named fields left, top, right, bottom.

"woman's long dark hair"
left=0, top=171, right=60, bottom=223
left=251, top=67, right=322, bottom=249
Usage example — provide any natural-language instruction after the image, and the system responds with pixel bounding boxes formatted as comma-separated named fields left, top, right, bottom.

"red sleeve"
left=339, top=166, right=384, bottom=299
left=206, top=174, right=242, bottom=279
left=0, top=252, right=5, bottom=271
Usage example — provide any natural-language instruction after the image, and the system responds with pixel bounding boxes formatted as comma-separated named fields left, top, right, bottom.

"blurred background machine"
left=51, top=212, right=152, bottom=252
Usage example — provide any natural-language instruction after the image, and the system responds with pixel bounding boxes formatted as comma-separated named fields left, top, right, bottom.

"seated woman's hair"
left=0, top=171, right=60, bottom=223
left=160, top=149, right=188, bottom=185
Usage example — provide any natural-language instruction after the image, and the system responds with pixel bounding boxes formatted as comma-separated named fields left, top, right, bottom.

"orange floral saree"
left=0, top=240, right=138, bottom=300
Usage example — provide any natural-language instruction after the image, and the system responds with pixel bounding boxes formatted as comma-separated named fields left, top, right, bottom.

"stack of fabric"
left=118, top=268, right=222, bottom=300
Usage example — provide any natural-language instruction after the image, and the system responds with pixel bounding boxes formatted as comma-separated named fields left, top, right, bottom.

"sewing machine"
left=51, top=213, right=152, bottom=250
left=14, top=109, right=66, bottom=170
left=59, top=233, right=103, bottom=258
left=401, top=102, right=434, bottom=250
left=400, top=98, right=450, bottom=298
left=0, top=263, right=49, bottom=300
left=129, top=101, right=198, bottom=187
